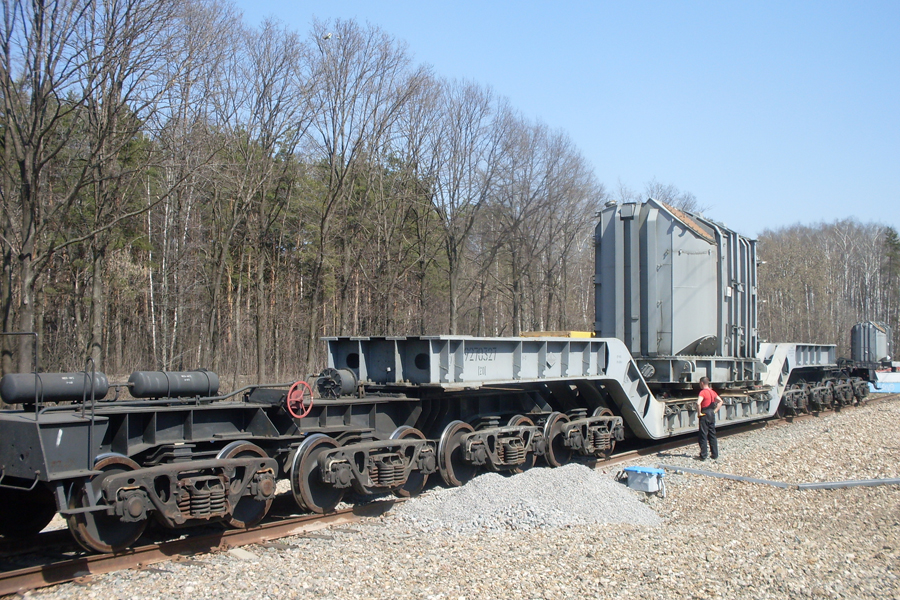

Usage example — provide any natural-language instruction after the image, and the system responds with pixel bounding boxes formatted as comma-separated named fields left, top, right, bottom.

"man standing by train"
left=696, top=376, right=724, bottom=460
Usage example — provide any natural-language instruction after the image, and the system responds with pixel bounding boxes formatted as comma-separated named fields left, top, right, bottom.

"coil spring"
left=191, top=489, right=211, bottom=515
left=209, top=485, right=226, bottom=514
left=498, top=439, right=525, bottom=465
left=592, top=429, right=611, bottom=452
left=809, top=386, right=832, bottom=409
left=178, top=494, right=190, bottom=516
left=370, top=457, right=405, bottom=487
left=178, top=478, right=227, bottom=518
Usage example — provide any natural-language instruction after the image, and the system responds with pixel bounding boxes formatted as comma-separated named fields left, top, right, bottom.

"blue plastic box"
left=622, top=466, right=665, bottom=493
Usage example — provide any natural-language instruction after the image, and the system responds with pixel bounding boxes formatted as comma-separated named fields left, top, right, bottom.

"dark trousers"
left=698, top=412, right=718, bottom=459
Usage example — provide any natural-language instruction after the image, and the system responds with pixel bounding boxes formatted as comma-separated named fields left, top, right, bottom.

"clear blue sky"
left=234, top=0, right=899, bottom=239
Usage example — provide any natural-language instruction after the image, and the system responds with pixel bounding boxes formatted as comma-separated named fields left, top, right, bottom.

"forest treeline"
left=758, top=221, right=899, bottom=358
left=1, top=0, right=897, bottom=389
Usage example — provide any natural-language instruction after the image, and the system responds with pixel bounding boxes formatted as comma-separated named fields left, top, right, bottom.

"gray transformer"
left=596, top=199, right=760, bottom=386
left=850, top=321, right=893, bottom=365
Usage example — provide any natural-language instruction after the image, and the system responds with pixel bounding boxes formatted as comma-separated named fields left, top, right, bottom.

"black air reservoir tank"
left=128, top=370, right=219, bottom=399
left=0, top=372, right=110, bottom=404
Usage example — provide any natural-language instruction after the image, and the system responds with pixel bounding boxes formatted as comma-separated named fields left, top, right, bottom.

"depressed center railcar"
left=0, top=199, right=870, bottom=553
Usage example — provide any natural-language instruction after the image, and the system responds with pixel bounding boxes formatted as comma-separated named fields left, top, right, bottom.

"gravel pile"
left=391, top=463, right=660, bottom=533
left=23, top=395, right=900, bottom=600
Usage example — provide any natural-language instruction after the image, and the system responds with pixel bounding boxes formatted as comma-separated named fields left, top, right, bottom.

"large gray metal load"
left=595, top=199, right=759, bottom=385
left=596, top=198, right=757, bottom=359
left=851, top=321, right=893, bottom=365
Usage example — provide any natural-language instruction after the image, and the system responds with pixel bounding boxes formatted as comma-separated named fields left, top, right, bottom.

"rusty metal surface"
left=0, top=501, right=397, bottom=597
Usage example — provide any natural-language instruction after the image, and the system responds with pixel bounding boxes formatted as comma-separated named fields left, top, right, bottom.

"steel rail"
left=599, top=421, right=768, bottom=468
left=0, top=501, right=397, bottom=597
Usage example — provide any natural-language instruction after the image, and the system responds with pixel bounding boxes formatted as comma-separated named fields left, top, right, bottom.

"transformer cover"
left=851, top=321, right=892, bottom=364
left=595, top=199, right=757, bottom=359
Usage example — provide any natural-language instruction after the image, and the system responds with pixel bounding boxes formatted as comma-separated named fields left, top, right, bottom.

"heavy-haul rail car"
left=594, top=198, right=869, bottom=416
left=0, top=369, right=435, bottom=552
left=0, top=199, right=872, bottom=553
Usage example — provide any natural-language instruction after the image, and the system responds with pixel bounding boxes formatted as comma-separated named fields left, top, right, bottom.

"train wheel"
left=506, top=415, right=536, bottom=473
left=291, top=434, right=344, bottom=514
left=775, top=400, right=787, bottom=419
left=824, top=382, right=836, bottom=409
left=66, top=454, right=147, bottom=553
left=798, top=384, right=811, bottom=414
left=544, top=412, right=573, bottom=467
left=841, top=379, right=854, bottom=406
left=855, top=379, right=869, bottom=406
left=592, top=407, right=617, bottom=458
left=438, top=420, right=478, bottom=487
left=216, top=441, right=273, bottom=528
left=389, top=426, right=429, bottom=498
left=0, top=485, right=57, bottom=538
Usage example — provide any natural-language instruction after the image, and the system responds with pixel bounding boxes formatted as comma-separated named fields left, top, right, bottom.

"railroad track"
left=0, top=501, right=397, bottom=597
left=2, top=392, right=896, bottom=597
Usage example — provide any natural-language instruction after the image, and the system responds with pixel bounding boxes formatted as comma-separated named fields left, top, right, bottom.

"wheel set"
left=435, top=408, right=623, bottom=488
left=66, top=455, right=148, bottom=553
left=56, top=443, right=279, bottom=553
left=781, top=376, right=869, bottom=416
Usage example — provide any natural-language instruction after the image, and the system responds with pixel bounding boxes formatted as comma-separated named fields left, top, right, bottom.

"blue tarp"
left=871, top=382, right=900, bottom=393
left=870, top=373, right=900, bottom=393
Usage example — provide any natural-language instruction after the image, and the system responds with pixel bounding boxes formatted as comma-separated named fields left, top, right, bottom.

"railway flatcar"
left=0, top=199, right=873, bottom=553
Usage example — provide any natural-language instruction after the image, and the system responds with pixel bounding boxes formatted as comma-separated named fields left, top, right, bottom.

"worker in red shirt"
left=696, top=376, right=724, bottom=460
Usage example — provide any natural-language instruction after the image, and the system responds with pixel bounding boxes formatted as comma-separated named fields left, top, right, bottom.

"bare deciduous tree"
left=143, top=0, right=242, bottom=371
left=425, top=79, right=508, bottom=334
left=758, top=220, right=897, bottom=356
left=1, top=0, right=98, bottom=372
left=301, top=18, right=426, bottom=371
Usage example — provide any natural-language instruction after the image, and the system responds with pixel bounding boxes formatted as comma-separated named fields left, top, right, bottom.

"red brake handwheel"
left=286, top=381, right=314, bottom=419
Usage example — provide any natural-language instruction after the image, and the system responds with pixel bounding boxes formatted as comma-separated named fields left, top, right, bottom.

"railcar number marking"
left=465, top=347, right=496, bottom=362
